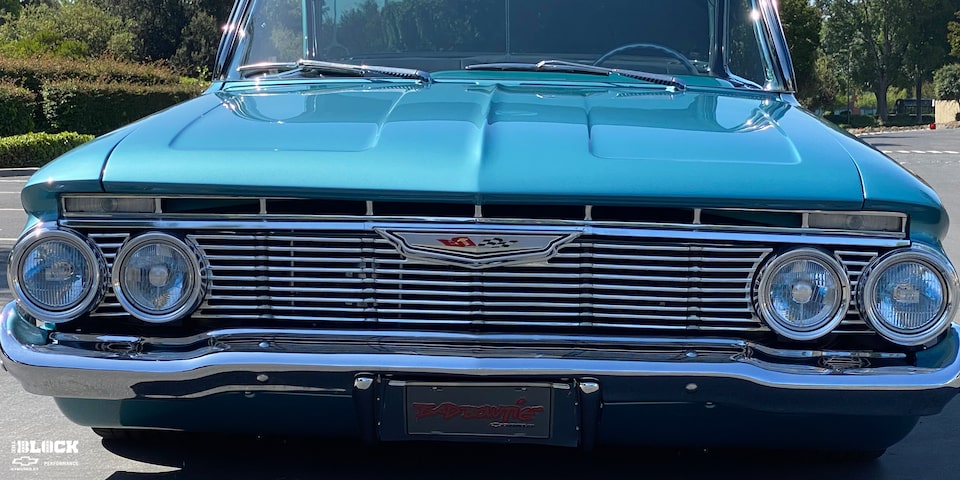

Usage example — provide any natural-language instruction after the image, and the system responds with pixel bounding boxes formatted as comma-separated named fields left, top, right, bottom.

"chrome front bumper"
left=2, top=302, right=959, bottom=417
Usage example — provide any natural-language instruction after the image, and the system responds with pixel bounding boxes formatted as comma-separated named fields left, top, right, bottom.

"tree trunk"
left=876, top=75, right=889, bottom=124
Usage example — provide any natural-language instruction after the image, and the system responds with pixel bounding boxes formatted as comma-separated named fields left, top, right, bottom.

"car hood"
left=98, top=80, right=865, bottom=209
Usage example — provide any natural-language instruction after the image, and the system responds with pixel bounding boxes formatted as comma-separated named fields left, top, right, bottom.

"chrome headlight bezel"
left=859, top=246, right=958, bottom=347
left=8, top=227, right=105, bottom=323
left=755, top=248, right=850, bottom=341
left=111, top=232, right=206, bottom=324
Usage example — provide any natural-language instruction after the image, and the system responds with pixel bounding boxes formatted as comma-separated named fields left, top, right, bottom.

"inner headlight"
left=755, top=248, right=849, bottom=341
left=9, top=228, right=103, bottom=322
left=860, top=247, right=958, bottom=346
left=112, top=233, right=204, bottom=323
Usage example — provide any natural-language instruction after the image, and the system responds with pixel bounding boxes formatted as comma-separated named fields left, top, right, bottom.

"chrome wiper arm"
left=466, top=60, right=685, bottom=91
left=238, top=59, right=433, bottom=83
left=538, top=60, right=685, bottom=90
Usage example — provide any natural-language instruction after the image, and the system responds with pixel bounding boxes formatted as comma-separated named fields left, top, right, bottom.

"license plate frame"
left=378, top=380, right=579, bottom=447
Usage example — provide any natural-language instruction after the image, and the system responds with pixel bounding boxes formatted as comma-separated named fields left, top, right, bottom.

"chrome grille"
left=84, top=228, right=883, bottom=335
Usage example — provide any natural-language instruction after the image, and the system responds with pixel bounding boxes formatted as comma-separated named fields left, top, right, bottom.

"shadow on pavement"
left=0, top=246, right=9, bottom=291
left=100, top=433, right=888, bottom=480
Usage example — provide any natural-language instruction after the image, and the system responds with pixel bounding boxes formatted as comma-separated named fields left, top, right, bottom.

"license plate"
left=404, top=383, right=553, bottom=439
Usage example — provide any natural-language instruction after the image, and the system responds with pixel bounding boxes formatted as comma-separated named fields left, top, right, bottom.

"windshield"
left=227, top=0, right=779, bottom=89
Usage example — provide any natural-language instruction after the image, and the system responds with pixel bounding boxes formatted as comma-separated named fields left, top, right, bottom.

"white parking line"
left=883, top=150, right=960, bottom=155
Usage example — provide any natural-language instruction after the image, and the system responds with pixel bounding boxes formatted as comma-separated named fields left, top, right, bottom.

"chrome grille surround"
left=60, top=195, right=909, bottom=238
left=64, top=218, right=907, bottom=337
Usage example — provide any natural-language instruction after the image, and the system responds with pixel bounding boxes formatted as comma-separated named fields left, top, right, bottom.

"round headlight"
left=9, top=228, right=103, bottom=322
left=860, top=247, right=958, bottom=346
left=112, top=233, right=204, bottom=323
left=755, top=249, right=849, bottom=341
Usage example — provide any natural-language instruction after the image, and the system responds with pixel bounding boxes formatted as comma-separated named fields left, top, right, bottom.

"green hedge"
left=0, top=84, right=34, bottom=136
left=0, top=56, right=192, bottom=131
left=883, top=115, right=936, bottom=127
left=0, top=132, right=94, bottom=168
left=42, top=81, right=204, bottom=135
left=823, top=114, right=877, bottom=129
left=0, top=57, right=182, bottom=93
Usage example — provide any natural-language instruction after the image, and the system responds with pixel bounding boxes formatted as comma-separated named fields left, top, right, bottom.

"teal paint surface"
left=18, top=75, right=949, bottom=245
left=99, top=80, right=866, bottom=208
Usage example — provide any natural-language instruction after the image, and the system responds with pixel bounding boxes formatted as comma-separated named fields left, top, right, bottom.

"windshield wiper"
left=465, top=60, right=685, bottom=91
left=237, top=59, right=433, bottom=83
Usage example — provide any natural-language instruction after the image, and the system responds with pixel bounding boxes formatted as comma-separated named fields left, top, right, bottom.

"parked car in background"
left=2, top=0, right=958, bottom=458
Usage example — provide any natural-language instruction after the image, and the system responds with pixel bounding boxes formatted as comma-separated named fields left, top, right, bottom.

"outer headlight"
left=860, top=247, right=958, bottom=346
left=755, top=248, right=850, bottom=341
left=112, top=233, right=204, bottom=323
left=9, top=227, right=103, bottom=323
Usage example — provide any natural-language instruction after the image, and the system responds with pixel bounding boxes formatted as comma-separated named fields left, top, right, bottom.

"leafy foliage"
left=170, top=10, right=219, bottom=76
left=822, top=113, right=877, bottom=129
left=0, top=1, right=233, bottom=75
left=0, top=1, right=137, bottom=60
left=820, top=0, right=910, bottom=121
left=950, top=11, right=960, bottom=59
left=780, top=0, right=822, bottom=105
left=0, top=132, right=94, bottom=168
left=883, top=114, right=936, bottom=126
left=88, top=0, right=233, bottom=74
left=934, top=63, right=960, bottom=109
left=0, top=0, right=20, bottom=17
left=0, top=56, right=182, bottom=91
left=0, top=56, right=188, bottom=130
left=898, top=0, right=955, bottom=122
left=0, top=84, right=33, bottom=136
left=819, top=0, right=955, bottom=120
left=41, top=80, right=204, bottom=135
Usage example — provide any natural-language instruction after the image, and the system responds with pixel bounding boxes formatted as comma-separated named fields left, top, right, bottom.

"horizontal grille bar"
left=82, top=227, right=888, bottom=337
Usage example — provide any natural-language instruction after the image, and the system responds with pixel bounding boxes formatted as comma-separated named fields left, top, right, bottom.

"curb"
left=0, top=168, right=37, bottom=178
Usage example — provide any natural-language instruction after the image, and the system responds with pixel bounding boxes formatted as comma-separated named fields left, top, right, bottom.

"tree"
left=88, top=0, right=187, bottom=61
left=934, top=63, right=960, bottom=115
left=85, top=0, right=234, bottom=73
left=0, top=1, right=137, bottom=59
left=949, top=11, right=960, bottom=58
left=899, top=0, right=954, bottom=123
left=0, top=0, right=20, bottom=17
left=171, top=10, right=219, bottom=75
left=780, top=0, right=835, bottom=109
left=780, top=0, right=823, bottom=107
left=809, top=54, right=842, bottom=111
left=821, top=0, right=915, bottom=122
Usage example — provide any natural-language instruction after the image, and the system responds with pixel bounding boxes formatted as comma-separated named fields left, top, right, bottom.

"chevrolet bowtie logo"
left=377, top=230, right=580, bottom=269
left=12, top=456, right=39, bottom=467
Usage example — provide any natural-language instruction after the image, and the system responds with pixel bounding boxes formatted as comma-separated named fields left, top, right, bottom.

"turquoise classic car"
left=2, top=0, right=958, bottom=458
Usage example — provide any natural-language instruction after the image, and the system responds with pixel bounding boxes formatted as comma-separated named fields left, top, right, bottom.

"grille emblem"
left=377, top=230, right=579, bottom=269
left=438, top=236, right=478, bottom=247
